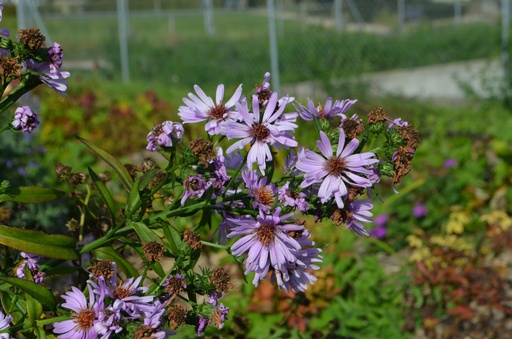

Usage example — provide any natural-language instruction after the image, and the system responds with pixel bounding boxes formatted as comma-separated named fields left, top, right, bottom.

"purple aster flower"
left=443, top=158, right=457, bottom=168
left=223, top=92, right=298, bottom=174
left=369, top=214, right=387, bottom=239
left=0, top=3, right=10, bottom=37
left=242, top=170, right=277, bottom=212
left=146, top=121, right=184, bottom=151
left=15, top=251, right=46, bottom=284
left=296, top=128, right=378, bottom=208
left=211, top=304, right=230, bottom=330
left=342, top=199, right=374, bottom=236
left=181, top=174, right=212, bottom=205
left=53, top=286, right=99, bottom=339
left=413, top=203, right=427, bottom=218
left=94, top=306, right=122, bottom=339
left=272, top=230, right=322, bottom=293
left=12, top=106, right=39, bottom=133
left=142, top=299, right=167, bottom=329
left=196, top=316, right=208, bottom=336
left=387, top=117, right=409, bottom=130
left=49, top=42, right=64, bottom=69
left=227, top=208, right=304, bottom=283
left=374, top=214, right=388, bottom=228
left=25, top=59, right=70, bottom=95
left=294, top=97, right=342, bottom=121
left=278, top=182, right=309, bottom=213
left=0, top=311, right=12, bottom=339
left=178, top=84, right=243, bottom=135
left=334, top=98, right=358, bottom=117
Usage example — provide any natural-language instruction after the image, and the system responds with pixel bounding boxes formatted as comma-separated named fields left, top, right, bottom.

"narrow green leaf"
left=0, top=277, right=57, bottom=311
left=0, top=225, right=77, bottom=260
left=92, top=246, right=138, bottom=278
left=128, top=220, right=158, bottom=244
left=162, top=224, right=182, bottom=255
left=151, top=262, right=165, bottom=278
left=125, top=180, right=141, bottom=217
left=0, top=186, right=64, bottom=204
left=138, top=169, right=158, bottom=191
left=77, top=136, right=134, bottom=191
left=88, top=167, right=116, bottom=224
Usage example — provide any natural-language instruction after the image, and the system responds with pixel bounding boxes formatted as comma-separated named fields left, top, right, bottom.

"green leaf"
left=0, top=186, right=64, bottom=204
left=0, top=277, right=57, bottom=311
left=77, top=136, right=134, bottom=191
left=25, top=290, right=43, bottom=325
left=128, top=220, right=159, bottom=244
left=162, top=223, right=182, bottom=255
left=125, top=180, right=141, bottom=217
left=88, top=167, right=116, bottom=224
left=0, top=225, right=77, bottom=260
left=92, top=246, right=138, bottom=278
left=138, top=169, right=159, bottom=191
left=151, top=262, right=165, bottom=278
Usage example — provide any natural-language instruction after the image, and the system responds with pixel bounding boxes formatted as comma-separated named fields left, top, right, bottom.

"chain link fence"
left=6, top=0, right=505, bottom=97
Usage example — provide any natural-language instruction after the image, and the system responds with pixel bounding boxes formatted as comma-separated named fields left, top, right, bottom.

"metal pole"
left=454, top=0, right=461, bottom=24
left=267, top=0, right=280, bottom=93
left=334, top=0, right=343, bottom=32
left=398, top=0, right=405, bottom=34
left=277, top=0, right=284, bottom=38
left=203, top=0, right=216, bottom=37
left=26, top=0, right=52, bottom=42
left=16, top=0, right=27, bottom=30
left=502, top=0, right=510, bottom=99
left=117, top=0, right=130, bottom=83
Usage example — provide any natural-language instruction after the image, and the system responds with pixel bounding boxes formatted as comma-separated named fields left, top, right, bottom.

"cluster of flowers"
left=0, top=2, right=69, bottom=133
left=145, top=72, right=419, bottom=294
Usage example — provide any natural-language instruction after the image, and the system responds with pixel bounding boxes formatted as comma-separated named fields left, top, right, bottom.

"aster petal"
left=317, top=131, right=333, bottom=159
left=226, top=137, right=252, bottom=154
left=225, top=84, right=243, bottom=107
left=215, top=84, right=225, bottom=105
left=194, top=85, right=214, bottom=107
left=340, top=138, right=359, bottom=158
left=336, top=128, right=347, bottom=157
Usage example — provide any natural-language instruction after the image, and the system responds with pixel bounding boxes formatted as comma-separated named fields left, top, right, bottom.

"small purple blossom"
left=181, top=174, right=212, bottom=205
left=25, top=59, right=70, bottom=95
left=15, top=252, right=45, bottom=284
left=196, top=316, right=208, bottom=336
left=223, top=92, right=298, bottom=174
left=443, top=158, right=457, bottom=168
left=12, top=106, right=39, bottom=133
left=344, top=199, right=374, bottom=236
left=278, top=182, right=309, bottom=213
left=146, top=121, right=184, bottom=151
left=413, top=203, right=427, bottom=218
left=294, top=97, right=342, bottom=121
left=211, top=304, right=230, bottom=330
left=179, top=84, right=243, bottom=135
left=242, top=170, right=277, bottom=212
left=49, top=42, right=64, bottom=69
left=296, top=128, right=378, bottom=208
left=387, top=117, right=409, bottom=130
left=369, top=214, right=388, bottom=239
left=0, top=310, right=13, bottom=339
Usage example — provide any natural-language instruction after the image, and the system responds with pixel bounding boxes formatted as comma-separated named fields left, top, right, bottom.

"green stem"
left=0, top=77, right=41, bottom=115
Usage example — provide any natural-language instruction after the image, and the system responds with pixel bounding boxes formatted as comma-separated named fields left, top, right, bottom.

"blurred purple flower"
left=196, top=316, right=208, bottom=336
left=0, top=310, right=12, bottom=339
left=12, top=106, right=39, bottom=133
left=49, top=42, right=64, bottom=69
left=443, top=158, right=457, bottom=168
left=16, top=252, right=45, bottom=284
left=413, top=203, right=427, bottom=218
left=25, top=59, right=70, bottom=95
left=370, top=214, right=388, bottom=239
left=146, top=121, right=184, bottom=151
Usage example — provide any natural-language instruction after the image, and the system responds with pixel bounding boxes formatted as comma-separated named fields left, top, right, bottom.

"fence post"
left=398, top=0, right=405, bottom=33
left=203, top=0, right=216, bottom=37
left=267, top=0, right=280, bottom=93
left=454, top=0, right=461, bottom=24
left=117, top=0, right=130, bottom=84
left=334, top=0, right=343, bottom=32
left=16, top=0, right=27, bottom=31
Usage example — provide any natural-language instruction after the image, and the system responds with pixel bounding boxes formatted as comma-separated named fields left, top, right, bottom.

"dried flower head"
left=0, top=57, right=21, bottom=78
left=190, top=137, right=216, bottom=167
left=164, top=274, right=187, bottom=296
left=142, top=240, right=164, bottom=262
left=393, top=146, right=415, bottom=187
left=55, top=162, right=72, bottom=181
left=367, top=107, right=389, bottom=124
left=168, top=304, right=187, bottom=330
left=139, top=157, right=159, bottom=174
left=65, top=218, right=79, bottom=232
left=88, top=259, right=115, bottom=280
left=340, top=115, right=365, bottom=139
left=0, top=206, right=13, bottom=223
left=18, top=28, right=45, bottom=49
left=211, top=267, right=234, bottom=293
left=398, top=124, right=420, bottom=150
left=183, top=229, right=202, bottom=250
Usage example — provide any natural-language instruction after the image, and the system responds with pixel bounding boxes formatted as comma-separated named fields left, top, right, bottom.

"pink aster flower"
left=296, top=128, right=378, bottom=208
left=294, top=97, right=342, bottom=121
left=53, top=286, right=99, bottom=339
left=227, top=208, right=304, bottom=285
left=178, top=83, right=243, bottom=135
left=242, top=170, right=277, bottom=212
left=222, top=92, right=298, bottom=174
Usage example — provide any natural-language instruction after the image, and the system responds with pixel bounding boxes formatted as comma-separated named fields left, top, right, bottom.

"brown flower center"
left=76, top=308, right=95, bottom=329
left=255, top=186, right=275, bottom=206
left=208, top=105, right=227, bottom=120
left=318, top=106, right=325, bottom=119
left=256, top=224, right=275, bottom=246
left=252, top=123, right=270, bottom=141
left=326, top=157, right=346, bottom=177
left=114, top=286, right=134, bottom=299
